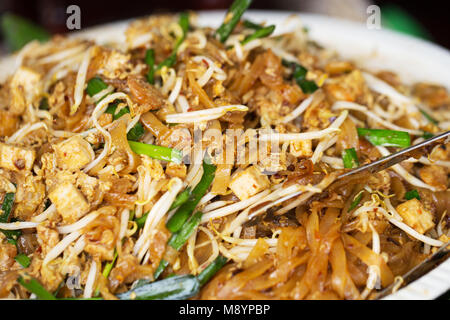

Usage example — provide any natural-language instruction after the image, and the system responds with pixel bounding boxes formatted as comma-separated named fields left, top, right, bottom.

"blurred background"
left=0, top=0, right=448, bottom=53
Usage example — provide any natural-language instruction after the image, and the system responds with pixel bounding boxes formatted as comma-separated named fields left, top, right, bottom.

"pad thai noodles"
left=0, top=1, right=449, bottom=300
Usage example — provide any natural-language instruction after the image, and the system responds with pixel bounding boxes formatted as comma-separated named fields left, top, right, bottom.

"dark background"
left=0, top=0, right=449, bottom=49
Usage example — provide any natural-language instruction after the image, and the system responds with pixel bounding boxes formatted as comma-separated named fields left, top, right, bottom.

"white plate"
left=1, top=10, right=449, bottom=299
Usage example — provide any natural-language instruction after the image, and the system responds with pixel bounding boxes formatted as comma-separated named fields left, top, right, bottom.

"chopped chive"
left=39, top=98, right=49, bottom=110
left=241, top=24, right=275, bottom=45
left=102, top=251, right=118, bottom=278
left=0, top=192, right=15, bottom=222
left=147, top=12, right=190, bottom=78
left=342, top=148, right=359, bottom=169
left=95, top=251, right=119, bottom=297
left=18, top=276, right=57, bottom=300
left=53, top=279, right=66, bottom=297
left=357, top=128, right=411, bottom=148
left=127, top=122, right=145, bottom=142
left=243, top=19, right=263, bottom=30
left=419, top=109, right=438, bottom=125
left=405, top=189, right=420, bottom=200
left=129, top=210, right=135, bottom=221
left=1, top=13, right=50, bottom=51
left=166, top=160, right=216, bottom=233
left=422, top=131, right=434, bottom=139
left=177, top=12, right=189, bottom=47
left=1, top=227, right=21, bottom=244
left=104, top=101, right=145, bottom=141
left=105, top=104, right=128, bottom=120
left=145, top=49, right=155, bottom=84
left=104, top=104, right=145, bottom=141
left=128, top=141, right=182, bottom=163
left=117, top=274, right=200, bottom=300
left=169, top=187, right=191, bottom=211
left=15, top=253, right=31, bottom=268
left=86, top=77, right=108, bottom=97
left=298, top=80, right=319, bottom=94
left=168, top=211, right=203, bottom=251
left=348, top=193, right=363, bottom=212
left=157, top=52, right=178, bottom=70
left=293, top=64, right=308, bottom=80
left=154, top=259, right=169, bottom=280
left=135, top=212, right=149, bottom=229
left=283, top=60, right=319, bottom=94
left=136, top=190, right=193, bottom=256
left=59, top=297, right=103, bottom=300
left=0, top=192, right=20, bottom=243
left=197, top=255, right=228, bottom=286
left=215, top=0, right=253, bottom=43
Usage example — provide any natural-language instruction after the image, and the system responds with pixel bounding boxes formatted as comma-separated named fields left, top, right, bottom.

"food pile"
left=0, top=0, right=449, bottom=300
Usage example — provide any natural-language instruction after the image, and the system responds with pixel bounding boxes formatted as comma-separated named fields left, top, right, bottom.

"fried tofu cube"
left=0, top=143, right=36, bottom=172
left=290, top=140, right=313, bottom=158
left=229, top=166, right=270, bottom=201
left=49, top=181, right=90, bottom=223
left=53, top=136, right=94, bottom=171
left=396, top=199, right=435, bottom=234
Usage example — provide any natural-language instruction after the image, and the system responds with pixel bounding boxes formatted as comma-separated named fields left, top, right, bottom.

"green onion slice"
left=18, top=276, right=57, bottom=300
left=0, top=192, right=21, bottom=243
left=86, top=77, right=108, bottom=97
left=197, top=255, right=228, bottom=286
left=154, top=259, right=169, bottom=280
left=166, top=160, right=216, bottom=233
left=1, top=13, right=50, bottom=51
left=422, top=131, right=434, bottom=139
left=0, top=192, right=15, bottom=222
left=357, top=128, right=411, bottom=148
left=243, top=19, right=263, bottom=30
left=128, top=141, right=182, bottom=164
left=102, top=250, right=118, bottom=278
left=145, top=49, right=155, bottom=84
left=241, top=25, right=275, bottom=45
left=419, top=109, right=438, bottom=125
left=215, top=0, right=253, bottom=43
left=348, top=192, right=363, bottom=212
left=168, top=211, right=203, bottom=251
left=117, top=274, right=199, bottom=300
left=342, top=148, right=359, bottom=169
left=405, top=189, right=420, bottom=200
left=169, top=187, right=191, bottom=211
left=15, top=253, right=31, bottom=268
